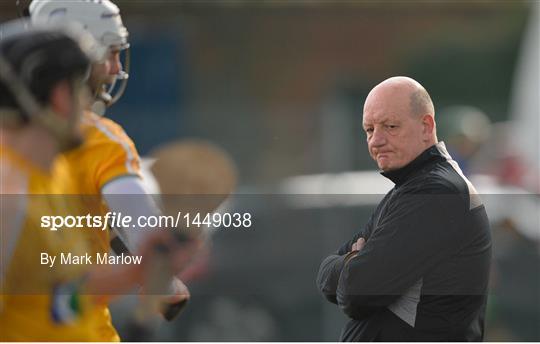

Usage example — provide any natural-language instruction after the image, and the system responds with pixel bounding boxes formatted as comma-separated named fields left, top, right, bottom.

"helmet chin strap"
left=91, top=88, right=111, bottom=116
left=91, top=99, right=107, bottom=116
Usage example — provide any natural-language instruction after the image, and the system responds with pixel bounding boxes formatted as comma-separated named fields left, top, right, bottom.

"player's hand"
left=158, top=277, right=191, bottom=321
left=136, top=230, right=203, bottom=277
left=129, top=230, right=168, bottom=284
left=136, top=235, right=200, bottom=321
left=177, top=243, right=210, bottom=283
left=169, top=236, right=205, bottom=275
left=163, top=277, right=190, bottom=305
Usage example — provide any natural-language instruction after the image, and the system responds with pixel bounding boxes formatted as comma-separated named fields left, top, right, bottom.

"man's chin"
left=378, top=163, right=399, bottom=173
left=377, top=159, right=392, bottom=172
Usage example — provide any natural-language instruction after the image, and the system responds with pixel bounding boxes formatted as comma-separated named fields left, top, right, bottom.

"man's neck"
left=1, top=126, right=58, bottom=171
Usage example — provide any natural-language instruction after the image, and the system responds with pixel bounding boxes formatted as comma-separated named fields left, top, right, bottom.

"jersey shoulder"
left=66, top=111, right=141, bottom=193
left=82, top=111, right=137, bottom=149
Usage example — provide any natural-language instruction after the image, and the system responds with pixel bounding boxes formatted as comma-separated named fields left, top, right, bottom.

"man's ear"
left=422, top=114, right=435, bottom=140
left=48, top=80, right=72, bottom=120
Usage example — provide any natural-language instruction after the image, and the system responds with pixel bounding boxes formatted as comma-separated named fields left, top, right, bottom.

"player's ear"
left=48, top=80, right=73, bottom=120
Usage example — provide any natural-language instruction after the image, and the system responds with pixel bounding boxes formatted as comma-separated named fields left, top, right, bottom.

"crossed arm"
left=316, top=187, right=464, bottom=319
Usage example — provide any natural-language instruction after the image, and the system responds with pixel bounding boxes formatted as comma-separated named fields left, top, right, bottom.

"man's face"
left=88, top=46, right=123, bottom=92
left=362, top=91, right=427, bottom=172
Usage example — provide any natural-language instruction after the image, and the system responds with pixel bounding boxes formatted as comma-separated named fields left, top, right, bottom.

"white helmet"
left=28, top=0, right=130, bottom=111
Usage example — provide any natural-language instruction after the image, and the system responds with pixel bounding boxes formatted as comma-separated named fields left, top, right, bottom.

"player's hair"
left=0, top=29, right=91, bottom=119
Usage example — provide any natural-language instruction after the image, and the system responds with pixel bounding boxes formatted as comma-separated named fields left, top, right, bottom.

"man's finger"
left=356, top=238, right=366, bottom=250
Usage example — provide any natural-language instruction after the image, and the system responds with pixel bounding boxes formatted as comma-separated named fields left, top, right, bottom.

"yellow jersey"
left=65, top=111, right=140, bottom=196
left=64, top=110, right=141, bottom=339
left=63, top=110, right=141, bottom=254
left=0, top=146, right=119, bottom=341
left=1, top=112, right=142, bottom=341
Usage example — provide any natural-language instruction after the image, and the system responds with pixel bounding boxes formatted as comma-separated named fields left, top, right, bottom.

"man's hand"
left=351, top=237, right=366, bottom=252
left=343, top=237, right=366, bottom=264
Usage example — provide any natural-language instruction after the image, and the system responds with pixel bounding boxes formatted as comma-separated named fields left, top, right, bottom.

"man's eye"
left=386, top=125, right=398, bottom=129
left=365, top=128, right=374, bottom=133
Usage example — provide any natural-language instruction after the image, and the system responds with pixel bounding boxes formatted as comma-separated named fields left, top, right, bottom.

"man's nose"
left=370, top=128, right=386, bottom=147
left=109, top=56, right=122, bottom=76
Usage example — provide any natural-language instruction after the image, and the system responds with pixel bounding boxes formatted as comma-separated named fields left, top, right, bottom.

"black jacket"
left=316, top=142, right=491, bottom=341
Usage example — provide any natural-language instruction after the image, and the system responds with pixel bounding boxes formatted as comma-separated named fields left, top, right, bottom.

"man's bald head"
left=365, top=76, right=435, bottom=119
left=362, top=76, right=438, bottom=171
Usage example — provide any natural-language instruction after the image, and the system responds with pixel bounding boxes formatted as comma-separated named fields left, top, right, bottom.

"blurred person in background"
left=437, top=105, right=491, bottom=176
left=317, top=76, right=492, bottom=341
left=28, top=0, right=196, bottom=336
left=0, top=21, right=167, bottom=341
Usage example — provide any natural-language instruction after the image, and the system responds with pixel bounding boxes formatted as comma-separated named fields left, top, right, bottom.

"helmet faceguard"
left=29, top=0, right=130, bottom=114
left=93, top=42, right=130, bottom=115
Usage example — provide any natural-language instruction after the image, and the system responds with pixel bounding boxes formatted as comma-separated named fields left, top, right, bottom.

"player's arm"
left=101, top=175, right=161, bottom=252
left=51, top=229, right=197, bottom=324
left=101, top=175, right=193, bottom=319
left=78, top=126, right=192, bottom=319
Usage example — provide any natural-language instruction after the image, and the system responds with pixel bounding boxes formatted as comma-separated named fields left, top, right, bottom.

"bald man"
left=317, top=77, right=491, bottom=341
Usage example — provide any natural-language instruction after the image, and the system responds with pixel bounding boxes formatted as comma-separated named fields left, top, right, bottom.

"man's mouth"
left=376, top=151, right=392, bottom=158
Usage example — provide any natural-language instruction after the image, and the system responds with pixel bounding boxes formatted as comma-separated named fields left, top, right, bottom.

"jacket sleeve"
left=316, top=254, right=348, bottom=304
left=336, top=181, right=465, bottom=319
left=316, top=209, right=378, bottom=304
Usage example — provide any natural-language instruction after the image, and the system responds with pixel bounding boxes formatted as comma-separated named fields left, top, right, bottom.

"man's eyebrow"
left=381, top=116, right=400, bottom=123
left=365, top=116, right=390, bottom=125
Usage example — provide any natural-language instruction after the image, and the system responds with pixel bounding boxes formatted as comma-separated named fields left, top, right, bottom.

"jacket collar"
left=381, top=142, right=449, bottom=186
